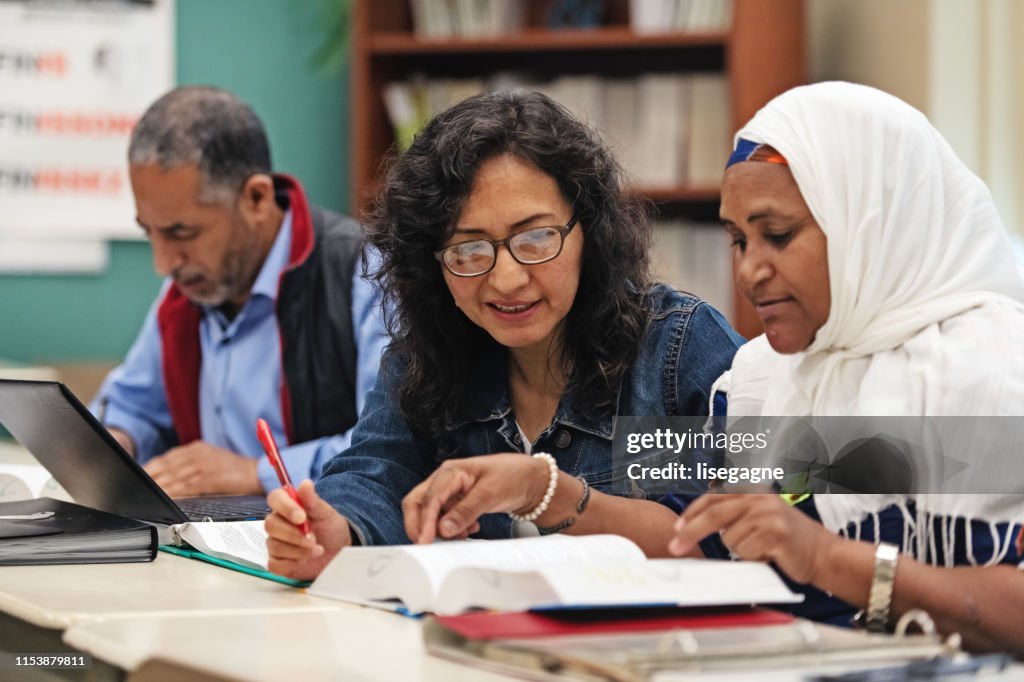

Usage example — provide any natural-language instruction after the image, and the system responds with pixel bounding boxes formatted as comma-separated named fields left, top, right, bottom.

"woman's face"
left=441, top=154, right=583, bottom=356
left=720, top=162, right=830, bottom=354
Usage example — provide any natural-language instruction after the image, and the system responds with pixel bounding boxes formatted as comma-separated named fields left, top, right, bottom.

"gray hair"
left=128, top=86, right=272, bottom=204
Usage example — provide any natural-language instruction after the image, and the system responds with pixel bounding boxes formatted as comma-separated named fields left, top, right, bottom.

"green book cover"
left=159, top=544, right=311, bottom=588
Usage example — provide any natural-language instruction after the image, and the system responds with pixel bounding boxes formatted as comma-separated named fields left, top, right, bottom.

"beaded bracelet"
left=508, top=452, right=558, bottom=523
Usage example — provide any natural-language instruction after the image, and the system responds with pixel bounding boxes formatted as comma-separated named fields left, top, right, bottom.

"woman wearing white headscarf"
left=668, top=82, right=1024, bottom=653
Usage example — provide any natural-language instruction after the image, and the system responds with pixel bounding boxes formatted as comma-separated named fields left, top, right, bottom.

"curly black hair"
left=364, top=90, right=653, bottom=438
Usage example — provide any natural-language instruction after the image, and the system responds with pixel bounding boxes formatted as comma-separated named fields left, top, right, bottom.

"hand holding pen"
left=256, top=418, right=310, bottom=535
left=260, top=419, right=355, bottom=581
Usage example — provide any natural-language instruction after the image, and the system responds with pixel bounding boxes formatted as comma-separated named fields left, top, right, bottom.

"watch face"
left=876, top=542, right=900, bottom=563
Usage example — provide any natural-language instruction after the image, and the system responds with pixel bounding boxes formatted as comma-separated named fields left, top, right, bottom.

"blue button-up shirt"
left=93, top=210, right=388, bottom=491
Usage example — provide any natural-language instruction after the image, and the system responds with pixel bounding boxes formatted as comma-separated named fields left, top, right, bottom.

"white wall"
left=807, top=0, right=1023, bottom=234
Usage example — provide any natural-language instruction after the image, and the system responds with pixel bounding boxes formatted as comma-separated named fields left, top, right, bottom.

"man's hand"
left=265, top=480, right=352, bottom=581
left=402, top=454, right=552, bottom=544
left=107, top=427, right=136, bottom=457
left=144, top=440, right=263, bottom=497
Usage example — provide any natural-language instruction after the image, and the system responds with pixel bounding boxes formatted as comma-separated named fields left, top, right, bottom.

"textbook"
left=307, top=534, right=803, bottom=615
left=166, top=520, right=270, bottom=571
left=423, top=611, right=951, bottom=681
left=0, top=461, right=72, bottom=503
left=0, top=497, right=157, bottom=565
left=159, top=520, right=308, bottom=587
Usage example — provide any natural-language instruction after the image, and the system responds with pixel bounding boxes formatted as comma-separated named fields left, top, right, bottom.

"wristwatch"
left=865, top=542, right=899, bottom=633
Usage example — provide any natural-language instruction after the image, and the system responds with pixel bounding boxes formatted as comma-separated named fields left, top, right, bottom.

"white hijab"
left=722, top=82, right=1024, bottom=565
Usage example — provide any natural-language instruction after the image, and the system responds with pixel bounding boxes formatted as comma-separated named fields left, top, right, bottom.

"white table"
left=63, top=606, right=514, bottom=682
left=0, top=550, right=520, bottom=681
left=0, top=552, right=339, bottom=630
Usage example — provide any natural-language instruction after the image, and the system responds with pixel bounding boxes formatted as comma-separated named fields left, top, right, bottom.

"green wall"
left=0, top=0, right=350, bottom=363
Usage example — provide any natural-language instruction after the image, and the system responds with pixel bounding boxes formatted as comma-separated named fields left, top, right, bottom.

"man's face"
left=130, top=163, right=263, bottom=308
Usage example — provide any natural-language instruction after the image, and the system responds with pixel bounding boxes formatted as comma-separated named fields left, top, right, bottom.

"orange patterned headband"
left=726, top=139, right=788, bottom=168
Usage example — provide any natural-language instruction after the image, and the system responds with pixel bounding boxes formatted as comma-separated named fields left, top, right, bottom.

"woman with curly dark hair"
left=265, top=90, right=742, bottom=580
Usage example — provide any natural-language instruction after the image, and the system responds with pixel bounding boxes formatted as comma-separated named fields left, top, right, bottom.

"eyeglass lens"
left=444, top=226, right=562, bottom=275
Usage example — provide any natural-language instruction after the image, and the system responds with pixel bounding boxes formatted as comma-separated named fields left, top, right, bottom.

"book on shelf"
left=307, top=534, right=802, bottom=615
left=380, top=71, right=730, bottom=188
left=0, top=497, right=157, bottom=565
left=686, top=73, right=731, bottom=185
left=539, top=74, right=604, bottom=129
left=633, top=72, right=689, bottom=186
left=602, top=77, right=641, bottom=178
left=652, top=220, right=732, bottom=315
left=631, top=0, right=733, bottom=34
left=382, top=81, right=426, bottom=153
left=410, top=0, right=526, bottom=38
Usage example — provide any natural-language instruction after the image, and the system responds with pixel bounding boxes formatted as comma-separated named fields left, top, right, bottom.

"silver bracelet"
left=508, top=452, right=558, bottom=523
left=537, top=476, right=591, bottom=535
left=865, top=542, right=899, bottom=633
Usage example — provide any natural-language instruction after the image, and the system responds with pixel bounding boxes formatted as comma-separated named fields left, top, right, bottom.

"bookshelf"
left=350, top=0, right=806, bottom=338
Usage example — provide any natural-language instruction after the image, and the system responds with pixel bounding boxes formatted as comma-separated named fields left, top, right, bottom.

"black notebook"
left=0, top=497, right=158, bottom=565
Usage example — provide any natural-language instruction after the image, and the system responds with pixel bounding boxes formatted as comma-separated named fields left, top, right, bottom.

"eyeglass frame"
left=433, top=214, right=580, bottom=277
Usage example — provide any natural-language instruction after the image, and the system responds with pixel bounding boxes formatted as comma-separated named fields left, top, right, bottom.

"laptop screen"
left=0, top=380, right=188, bottom=525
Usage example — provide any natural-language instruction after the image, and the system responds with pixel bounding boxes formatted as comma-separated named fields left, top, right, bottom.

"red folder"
left=436, top=607, right=794, bottom=640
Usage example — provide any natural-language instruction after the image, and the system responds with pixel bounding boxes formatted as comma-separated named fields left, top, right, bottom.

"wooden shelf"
left=634, top=185, right=721, bottom=204
left=370, top=28, right=728, bottom=55
left=350, top=0, right=806, bottom=338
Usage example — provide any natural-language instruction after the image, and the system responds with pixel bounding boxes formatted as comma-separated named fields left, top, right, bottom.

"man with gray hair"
left=92, top=86, right=387, bottom=498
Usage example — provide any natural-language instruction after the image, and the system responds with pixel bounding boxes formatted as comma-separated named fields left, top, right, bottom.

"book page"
left=395, top=534, right=646, bottom=597
left=309, top=534, right=646, bottom=614
left=536, top=558, right=803, bottom=608
left=435, top=557, right=802, bottom=614
left=177, top=520, right=269, bottom=571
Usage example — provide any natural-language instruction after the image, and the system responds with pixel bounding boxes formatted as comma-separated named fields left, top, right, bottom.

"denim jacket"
left=317, top=285, right=745, bottom=546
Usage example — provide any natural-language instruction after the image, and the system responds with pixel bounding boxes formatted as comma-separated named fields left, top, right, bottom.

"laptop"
left=0, top=379, right=270, bottom=525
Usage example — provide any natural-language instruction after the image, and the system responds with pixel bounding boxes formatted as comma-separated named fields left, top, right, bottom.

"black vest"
left=277, top=204, right=365, bottom=443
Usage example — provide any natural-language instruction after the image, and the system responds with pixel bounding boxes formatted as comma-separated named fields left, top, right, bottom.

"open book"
left=158, top=520, right=311, bottom=587
left=307, top=534, right=803, bottom=615
left=0, top=462, right=72, bottom=503
left=167, top=520, right=270, bottom=571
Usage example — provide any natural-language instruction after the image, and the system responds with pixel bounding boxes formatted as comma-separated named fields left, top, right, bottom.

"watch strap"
left=865, top=542, right=899, bottom=633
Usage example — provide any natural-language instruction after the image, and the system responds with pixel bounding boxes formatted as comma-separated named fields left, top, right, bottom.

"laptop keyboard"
left=176, top=496, right=271, bottom=521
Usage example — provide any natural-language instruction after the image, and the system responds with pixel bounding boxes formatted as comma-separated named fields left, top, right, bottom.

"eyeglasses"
left=434, top=215, right=579, bottom=277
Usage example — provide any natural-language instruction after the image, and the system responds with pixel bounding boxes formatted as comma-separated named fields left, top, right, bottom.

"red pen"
left=256, top=418, right=311, bottom=535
